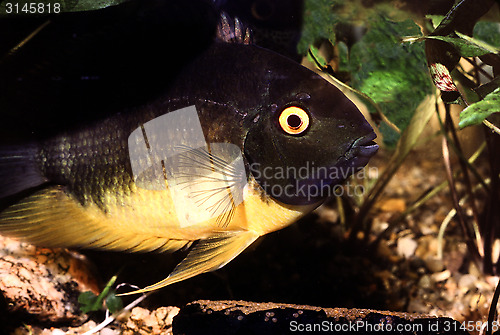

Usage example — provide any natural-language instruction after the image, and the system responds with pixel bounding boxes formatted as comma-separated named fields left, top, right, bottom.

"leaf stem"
left=307, top=48, right=401, bottom=134
left=1, top=20, right=50, bottom=65
left=82, top=292, right=150, bottom=335
left=483, top=119, right=500, bottom=135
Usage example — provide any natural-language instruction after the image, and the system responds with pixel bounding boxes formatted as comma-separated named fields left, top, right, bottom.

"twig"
left=1, top=20, right=51, bottom=65
left=435, top=104, right=490, bottom=193
left=442, top=134, right=482, bottom=263
left=307, top=48, right=400, bottom=134
left=445, top=105, right=483, bottom=246
left=484, top=120, right=500, bottom=136
left=438, top=178, right=490, bottom=260
left=323, top=72, right=401, bottom=134
left=372, top=140, right=486, bottom=249
left=437, top=209, right=457, bottom=260
left=82, top=291, right=150, bottom=335
left=485, top=278, right=500, bottom=335
left=463, top=57, right=494, bottom=81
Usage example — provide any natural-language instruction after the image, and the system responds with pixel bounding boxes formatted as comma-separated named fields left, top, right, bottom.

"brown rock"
left=173, top=300, right=470, bottom=335
left=0, top=236, right=99, bottom=324
left=378, top=198, right=406, bottom=213
left=122, top=306, right=180, bottom=335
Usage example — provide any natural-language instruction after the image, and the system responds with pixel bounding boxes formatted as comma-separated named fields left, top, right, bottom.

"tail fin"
left=0, top=144, right=47, bottom=199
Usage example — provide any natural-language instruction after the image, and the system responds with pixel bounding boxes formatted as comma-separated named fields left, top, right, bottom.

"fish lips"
left=280, top=132, right=379, bottom=206
left=343, top=131, right=379, bottom=170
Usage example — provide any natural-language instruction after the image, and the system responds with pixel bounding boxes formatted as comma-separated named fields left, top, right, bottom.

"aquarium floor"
left=3, top=146, right=496, bottom=335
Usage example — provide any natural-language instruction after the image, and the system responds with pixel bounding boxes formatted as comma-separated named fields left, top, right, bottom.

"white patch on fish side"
left=128, top=105, right=248, bottom=228
left=173, top=143, right=247, bottom=228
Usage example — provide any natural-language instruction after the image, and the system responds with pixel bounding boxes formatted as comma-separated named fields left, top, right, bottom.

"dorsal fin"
left=216, top=12, right=253, bottom=44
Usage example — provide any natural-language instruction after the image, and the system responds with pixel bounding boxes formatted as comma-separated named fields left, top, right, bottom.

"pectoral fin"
left=121, top=230, right=260, bottom=294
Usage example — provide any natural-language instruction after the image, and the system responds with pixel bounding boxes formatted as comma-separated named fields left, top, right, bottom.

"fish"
left=0, top=9, right=378, bottom=294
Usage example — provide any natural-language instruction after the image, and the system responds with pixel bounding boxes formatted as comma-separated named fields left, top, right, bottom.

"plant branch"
left=484, top=119, right=500, bottom=135
left=442, top=133, right=482, bottom=264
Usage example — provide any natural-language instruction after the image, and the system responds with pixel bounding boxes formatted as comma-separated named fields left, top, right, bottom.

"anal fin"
left=121, top=230, right=260, bottom=294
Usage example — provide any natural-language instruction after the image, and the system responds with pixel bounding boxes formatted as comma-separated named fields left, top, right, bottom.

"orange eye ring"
left=278, top=106, right=310, bottom=135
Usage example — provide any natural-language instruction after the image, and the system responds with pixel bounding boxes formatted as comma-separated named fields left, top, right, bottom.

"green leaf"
left=431, top=0, right=494, bottom=36
left=425, top=33, right=499, bottom=57
left=307, top=45, right=328, bottom=68
left=78, top=275, right=118, bottom=314
left=426, top=15, right=445, bottom=29
left=349, top=15, right=434, bottom=146
left=78, top=291, right=100, bottom=314
left=337, top=41, right=350, bottom=73
left=105, top=290, right=124, bottom=314
left=473, top=21, right=500, bottom=48
left=297, top=0, right=342, bottom=55
left=459, top=87, right=500, bottom=128
left=0, top=0, right=131, bottom=16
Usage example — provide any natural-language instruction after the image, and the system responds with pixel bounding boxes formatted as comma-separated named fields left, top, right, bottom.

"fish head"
left=243, top=59, right=378, bottom=205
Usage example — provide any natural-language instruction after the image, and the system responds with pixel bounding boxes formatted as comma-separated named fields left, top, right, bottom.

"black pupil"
left=287, top=114, right=302, bottom=129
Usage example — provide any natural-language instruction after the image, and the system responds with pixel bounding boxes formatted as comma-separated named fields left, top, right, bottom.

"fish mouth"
left=273, top=132, right=378, bottom=206
left=247, top=132, right=379, bottom=207
left=346, top=132, right=379, bottom=161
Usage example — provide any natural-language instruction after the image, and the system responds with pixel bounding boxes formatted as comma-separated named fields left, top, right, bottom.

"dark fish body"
left=6, top=41, right=376, bottom=207
left=0, top=11, right=377, bottom=292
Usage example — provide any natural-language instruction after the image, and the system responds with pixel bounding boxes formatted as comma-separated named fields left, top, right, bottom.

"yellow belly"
left=0, top=176, right=316, bottom=252
left=94, top=175, right=315, bottom=240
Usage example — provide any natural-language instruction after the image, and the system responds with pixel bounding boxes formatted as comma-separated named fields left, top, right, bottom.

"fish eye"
left=278, top=106, right=310, bottom=135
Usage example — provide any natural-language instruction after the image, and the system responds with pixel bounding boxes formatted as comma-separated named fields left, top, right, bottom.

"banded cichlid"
left=0, top=7, right=378, bottom=293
